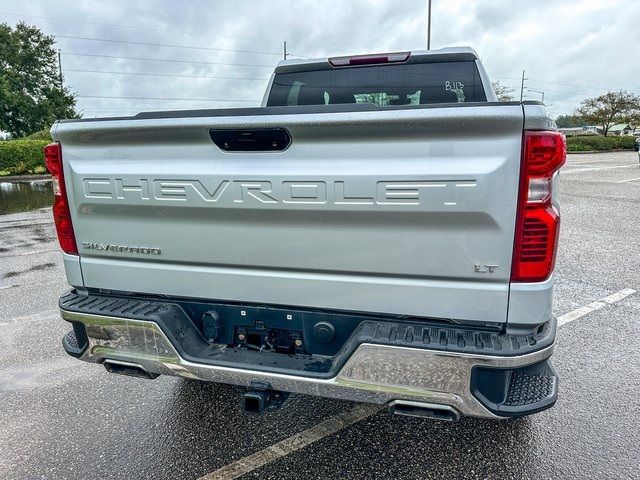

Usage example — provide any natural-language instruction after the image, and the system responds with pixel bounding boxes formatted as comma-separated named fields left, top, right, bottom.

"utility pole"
left=57, top=49, right=63, bottom=90
left=283, top=41, right=288, bottom=61
left=519, top=70, right=526, bottom=102
left=426, top=0, right=432, bottom=49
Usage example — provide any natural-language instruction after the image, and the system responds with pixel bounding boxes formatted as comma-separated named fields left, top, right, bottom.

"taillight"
left=328, top=51, right=410, bottom=67
left=44, top=142, right=78, bottom=255
left=511, top=131, right=566, bottom=282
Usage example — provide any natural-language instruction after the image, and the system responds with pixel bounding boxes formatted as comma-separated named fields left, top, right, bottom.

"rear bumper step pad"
left=471, top=361, right=558, bottom=416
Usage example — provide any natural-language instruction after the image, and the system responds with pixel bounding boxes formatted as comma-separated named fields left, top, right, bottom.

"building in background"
left=558, top=126, right=599, bottom=136
left=604, top=124, right=634, bottom=136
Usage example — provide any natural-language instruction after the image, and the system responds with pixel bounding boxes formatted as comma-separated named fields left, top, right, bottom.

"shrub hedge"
left=0, top=140, right=50, bottom=176
left=566, top=135, right=637, bottom=152
left=23, top=128, right=53, bottom=141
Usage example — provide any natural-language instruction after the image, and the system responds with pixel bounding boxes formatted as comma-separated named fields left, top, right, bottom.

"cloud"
left=0, top=0, right=638, bottom=117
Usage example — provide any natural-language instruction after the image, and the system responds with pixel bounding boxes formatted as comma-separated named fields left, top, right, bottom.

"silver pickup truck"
left=48, top=47, right=564, bottom=420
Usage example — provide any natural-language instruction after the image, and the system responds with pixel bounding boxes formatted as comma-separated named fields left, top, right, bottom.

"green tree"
left=491, top=81, right=515, bottom=102
left=575, top=91, right=640, bottom=136
left=555, top=114, right=586, bottom=128
left=0, top=22, right=78, bottom=138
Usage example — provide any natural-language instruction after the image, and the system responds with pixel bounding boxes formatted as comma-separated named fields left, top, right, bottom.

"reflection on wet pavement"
left=0, top=180, right=53, bottom=215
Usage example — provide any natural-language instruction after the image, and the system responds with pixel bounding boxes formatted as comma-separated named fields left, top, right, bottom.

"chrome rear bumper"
left=61, top=309, right=555, bottom=419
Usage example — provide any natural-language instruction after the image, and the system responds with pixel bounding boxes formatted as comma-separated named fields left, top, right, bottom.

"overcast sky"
left=1, top=0, right=638, bottom=118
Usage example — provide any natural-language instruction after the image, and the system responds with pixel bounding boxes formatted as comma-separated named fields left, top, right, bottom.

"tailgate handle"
left=209, top=128, right=291, bottom=152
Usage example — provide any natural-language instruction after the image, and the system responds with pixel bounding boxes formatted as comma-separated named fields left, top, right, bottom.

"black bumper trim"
left=471, top=359, right=558, bottom=417
left=59, top=289, right=556, bottom=379
left=61, top=322, right=89, bottom=358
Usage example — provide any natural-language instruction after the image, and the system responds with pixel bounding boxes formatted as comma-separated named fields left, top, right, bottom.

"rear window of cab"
left=266, top=61, right=487, bottom=107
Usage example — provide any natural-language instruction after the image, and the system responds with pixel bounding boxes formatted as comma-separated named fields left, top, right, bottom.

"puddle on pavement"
left=0, top=180, right=54, bottom=215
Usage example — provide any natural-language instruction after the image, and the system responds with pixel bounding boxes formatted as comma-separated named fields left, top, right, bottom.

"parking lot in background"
left=1, top=151, right=639, bottom=480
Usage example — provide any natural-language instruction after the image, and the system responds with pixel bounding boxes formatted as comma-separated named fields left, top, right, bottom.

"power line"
left=527, top=88, right=639, bottom=99
left=527, top=78, right=639, bottom=92
left=491, top=75, right=523, bottom=81
left=77, top=95, right=260, bottom=102
left=65, top=68, right=269, bottom=81
left=493, top=75, right=639, bottom=94
left=0, top=11, right=288, bottom=47
left=531, top=88, right=602, bottom=96
left=0, top=10, right=324, bottom=52
left=54, top=34, right=281, bottom=56
left=61, top=52, right=274, bottom=68
left=543, top=98, right=592, bottom=103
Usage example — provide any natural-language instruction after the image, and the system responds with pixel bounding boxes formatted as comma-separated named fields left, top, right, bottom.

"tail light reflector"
left=44, top=142, right=78, bottom=255
left=512, top=131, right=566, bottom=282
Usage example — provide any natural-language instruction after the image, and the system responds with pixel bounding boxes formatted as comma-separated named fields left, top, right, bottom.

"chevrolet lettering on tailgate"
left=82, top=178, right=478, bottom=207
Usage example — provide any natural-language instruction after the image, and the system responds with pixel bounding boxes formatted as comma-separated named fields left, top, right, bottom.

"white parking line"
left=198, top=403, right=382, bottom=480
left=617, top=176, right=640, bottom=183
left=562, top=165, right=638, bottom=174
left=557, top=288, right=636, bottom=327
left=199, top=287, right=636, bottom=479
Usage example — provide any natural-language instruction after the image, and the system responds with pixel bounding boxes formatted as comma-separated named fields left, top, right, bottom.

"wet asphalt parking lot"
left=1, top=151, right=639, bottom=480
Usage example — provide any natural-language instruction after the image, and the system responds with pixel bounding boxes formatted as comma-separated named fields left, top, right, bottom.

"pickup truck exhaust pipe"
left=103, top=360, right=158, bottom=380
left=388, top=400, right=460, bottom=422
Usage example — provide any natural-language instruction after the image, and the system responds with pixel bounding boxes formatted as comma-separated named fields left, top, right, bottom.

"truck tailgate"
left=54, top=104, right=524, bottom=324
